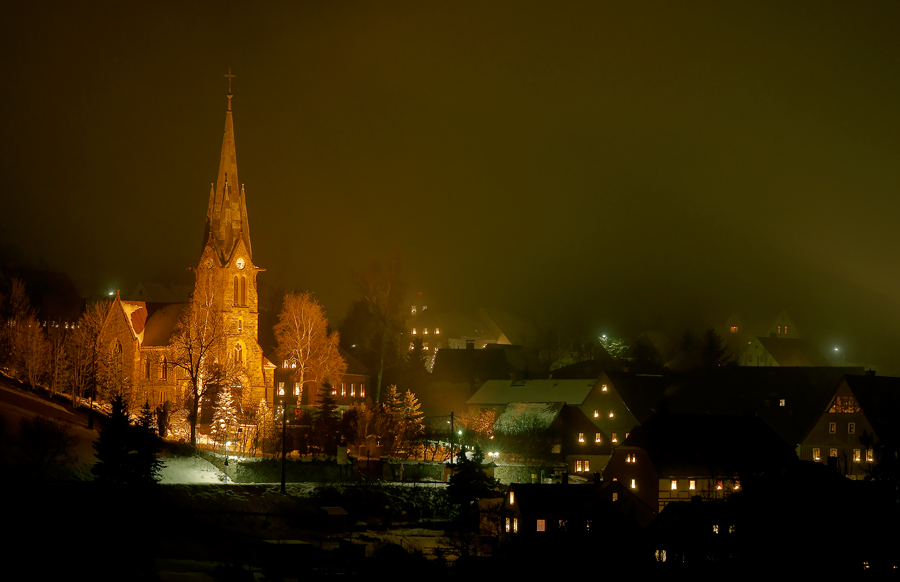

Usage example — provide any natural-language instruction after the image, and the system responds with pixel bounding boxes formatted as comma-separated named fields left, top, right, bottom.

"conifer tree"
left=92, top=394, right=161, bottom=487
left=211, top=387, right=238, bottom=447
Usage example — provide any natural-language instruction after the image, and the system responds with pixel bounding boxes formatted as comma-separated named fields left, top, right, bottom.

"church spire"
left=204, top=69, right=252, bottom=263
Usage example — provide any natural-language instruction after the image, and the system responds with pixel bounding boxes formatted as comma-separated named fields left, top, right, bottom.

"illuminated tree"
left=16, top=314, right=49, bottom=389
left=210, top=387, right=238, bottom=447
left=69, top=300, right=110, bottom=409
left=169, top=268, right=230, bottom=447
left=274, top=291, right=346, bottom=407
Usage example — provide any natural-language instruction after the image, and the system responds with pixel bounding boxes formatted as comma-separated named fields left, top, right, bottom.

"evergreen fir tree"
left=92, top=394, right=161, bottom=487
left=211, top=387, right=238, bottom=446
left=447, top=444, right=499, bottom=510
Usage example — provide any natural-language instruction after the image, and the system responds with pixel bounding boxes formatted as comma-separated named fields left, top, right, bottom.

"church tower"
left=196, top=73, right=273, bottom=405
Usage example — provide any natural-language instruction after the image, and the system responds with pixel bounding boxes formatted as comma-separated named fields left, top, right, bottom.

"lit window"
left=848, top=423, right=856, bottom=434
left=829, top=448, right=838, bottom=458
left=341, top=384, right=346, bottom=396
left=611, top=433, right=618, bottom=443
left=536, top=519, right=545, bottom=532
left=576, top=460, right=583, bottom=472
left=671, top=480, right=677, bottom=490
left=435, top=327, right=440, bottom=334
left=513, top=518, right=518, bottom=532
left=612, top=492, right=618, bottom=502
left=730, top=326, right=738, bottom=334
left=360, top=384, right=365, bottom=397
left=853, top=449, right=861, bottom=462
left=729, top=525, right=735, bottom=534
left=595, top=433, right=602, bottom=443
left=584, top=460, right=590, bottom=472
left=578, top=433, right=584, bottom=443
left=630, top=479, right=636, bottom=489
left=505, top=518, right=510, bottom=532
left=424, top=343, right=429, bottom=350
left=625, top=432, right=630, bottom=439
left=784, top=326, right=788, bottom=335
left=779, top=399, right=785, bottom=407
left=716, top=480, right=723, bottom=491
left=411, top=306, right=416, bottom=315
left=350, top=383, right=355, bottom=397
left=689, top=480, right=696, bottom=490
left=829, top=396, right=860, bottom=413
left=277, top=383, right=285, bottom=396
left=331, top=385, right=337, bottom=396
left=813, top=448, right=821, bottom=461
left=412, top=328, right=416, bottom=334
left=409, top=343, right=414, bottom=350
left=829, top=422, right=836, bottom=434
left=601, top=384, right=608, bottom=392
left=423, top=328, right=428, bottom=334
left=713, top=525, right=719, bottom=534
left=625, top=454, right=635, bottom=463
left=510, top=491, right=515, bottom=505
left=294, top=381, right=300, bottom=396
left=734, top=480, right=740, bottom=491
left=867, top=449, right=874, bottom=462
left=594, top=410, right=599, bottom=418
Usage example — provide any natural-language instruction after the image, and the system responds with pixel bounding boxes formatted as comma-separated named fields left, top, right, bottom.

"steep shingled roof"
left=467, top=379, right=597, bottom=406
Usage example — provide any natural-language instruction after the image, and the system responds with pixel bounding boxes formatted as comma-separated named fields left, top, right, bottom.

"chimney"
left=466, top=340, right=474, bottom=350
left=865, top=369, right=876, bottom=377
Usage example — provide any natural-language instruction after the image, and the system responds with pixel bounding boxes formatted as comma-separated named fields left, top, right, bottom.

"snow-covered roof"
left=467, top=379, right=597, bottom=405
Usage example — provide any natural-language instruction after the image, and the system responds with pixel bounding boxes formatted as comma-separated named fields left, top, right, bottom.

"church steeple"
left=204, top=69, right=252, bottom=264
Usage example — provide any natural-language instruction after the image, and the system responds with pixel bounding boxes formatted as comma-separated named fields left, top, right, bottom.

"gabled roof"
left=623, top=413, right=797, bottom=476
left=603, top=372, right=667, bottom=423
left=844, top=374, right=900, bottom=447
left=340, top=347, right=370, bottom=377
left=467, top=379, right=598, bottom=406
left=754, top=336, right=828, bottom=367
left=661, top=366, right=862, bottom=447
left=431, top=348, right=516, bottom=383
left=142, top=303, right=189, bottom=347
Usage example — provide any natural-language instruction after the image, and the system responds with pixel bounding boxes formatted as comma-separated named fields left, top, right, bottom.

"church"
left=98, top=80, right=275, bottom=414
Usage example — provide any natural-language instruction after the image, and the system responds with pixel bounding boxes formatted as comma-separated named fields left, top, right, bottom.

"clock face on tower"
left=236, top=258, right=245, bottom=270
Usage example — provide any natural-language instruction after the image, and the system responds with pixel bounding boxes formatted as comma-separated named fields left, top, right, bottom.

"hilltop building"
left=99, top=84, right=275, bottom=411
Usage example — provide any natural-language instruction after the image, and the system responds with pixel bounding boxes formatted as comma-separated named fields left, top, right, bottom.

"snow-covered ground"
left=158, top=452, right=225, bottom=484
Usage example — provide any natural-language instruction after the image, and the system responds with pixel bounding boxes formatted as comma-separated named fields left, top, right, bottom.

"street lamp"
left=834, top=347, right=845, bottom=366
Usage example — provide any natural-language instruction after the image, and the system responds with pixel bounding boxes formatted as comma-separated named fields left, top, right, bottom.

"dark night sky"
left=3, top=2, right=900, bottom=371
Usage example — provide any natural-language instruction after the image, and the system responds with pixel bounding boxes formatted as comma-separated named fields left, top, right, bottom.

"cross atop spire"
left=224, top=68, right=236, bottom=110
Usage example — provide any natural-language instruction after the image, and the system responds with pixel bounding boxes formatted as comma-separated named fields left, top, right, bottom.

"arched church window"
left=161, top=357, right=168, bottom=380
left=234, top=276, right=240, bottom=306
left=234, top=343, right=243, bottom=366
left=241, top=275, right=248, bottom=306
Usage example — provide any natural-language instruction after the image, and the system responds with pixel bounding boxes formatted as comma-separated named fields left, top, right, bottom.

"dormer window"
left=578, top=433, right=584, bottom=443
left=595, top=433, right=602, bottom=443
left=601, top=384, right=608, bottom=392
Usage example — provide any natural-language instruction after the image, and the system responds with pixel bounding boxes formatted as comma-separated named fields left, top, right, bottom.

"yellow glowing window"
left=609, top=411, right=614, bottom=418
left=779, top=399, right=785, bottom=407
left=513, top=518, right=518, bottom=532
left=867, top=449, right=874, bottom=462
left=435, top=328, right=440, bottom=334
left=578, top=433, right=584, bottom=443
left=505, top=518, right=510, bottom=532
left=730, top=326, right=738, bottom=334
left=411, top=305, right=416, bottom=315
left=611, top=433, right=618, bottom=443
left=630, top=479, right=636, bottom=489
left=594, top=410, right=599, bottom=418
left=341, top=384, right=346, bottom=396
left=813, top=448, right=821, bottom=461
left=409, top=343, right=414, bottom=350
left=350, top=384, right=355, bottom=396
left=671, top=480, right=677, bottom=490
left=576, top=460, right=583, bottom=472
left=360, top=384, right=365, bottom=397
left=595, top=433, right=602, bottom=443
left=689, top=480, right=696, bottom=490
left=293, top=382, right=300, bottom=396
left=584, top=460, right=590, bottom=471
left=853, top=449, right=861, bottom=462
left=713, top=525, right=719, bottom=534
left=277, top=383, right=285, bottom=396
left=536, top=519, right=545, bottom=532
left=830, top=448, right=838, bottom=458
left=412, top=328, right=416, bottom=334
left=612, top=492, right=618, bottom=501
left=734, top=480, right=740, bottom=490
left=716, top=480, right=723, bottom=490
left=601, top=384, right=608, bottom=392
left=424, top=328, right=428, bottom=334
left=510, top=491, right=515, bottom=505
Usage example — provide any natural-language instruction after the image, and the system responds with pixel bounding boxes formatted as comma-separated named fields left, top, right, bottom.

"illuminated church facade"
left=98, top=83, right=275, bottom=413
